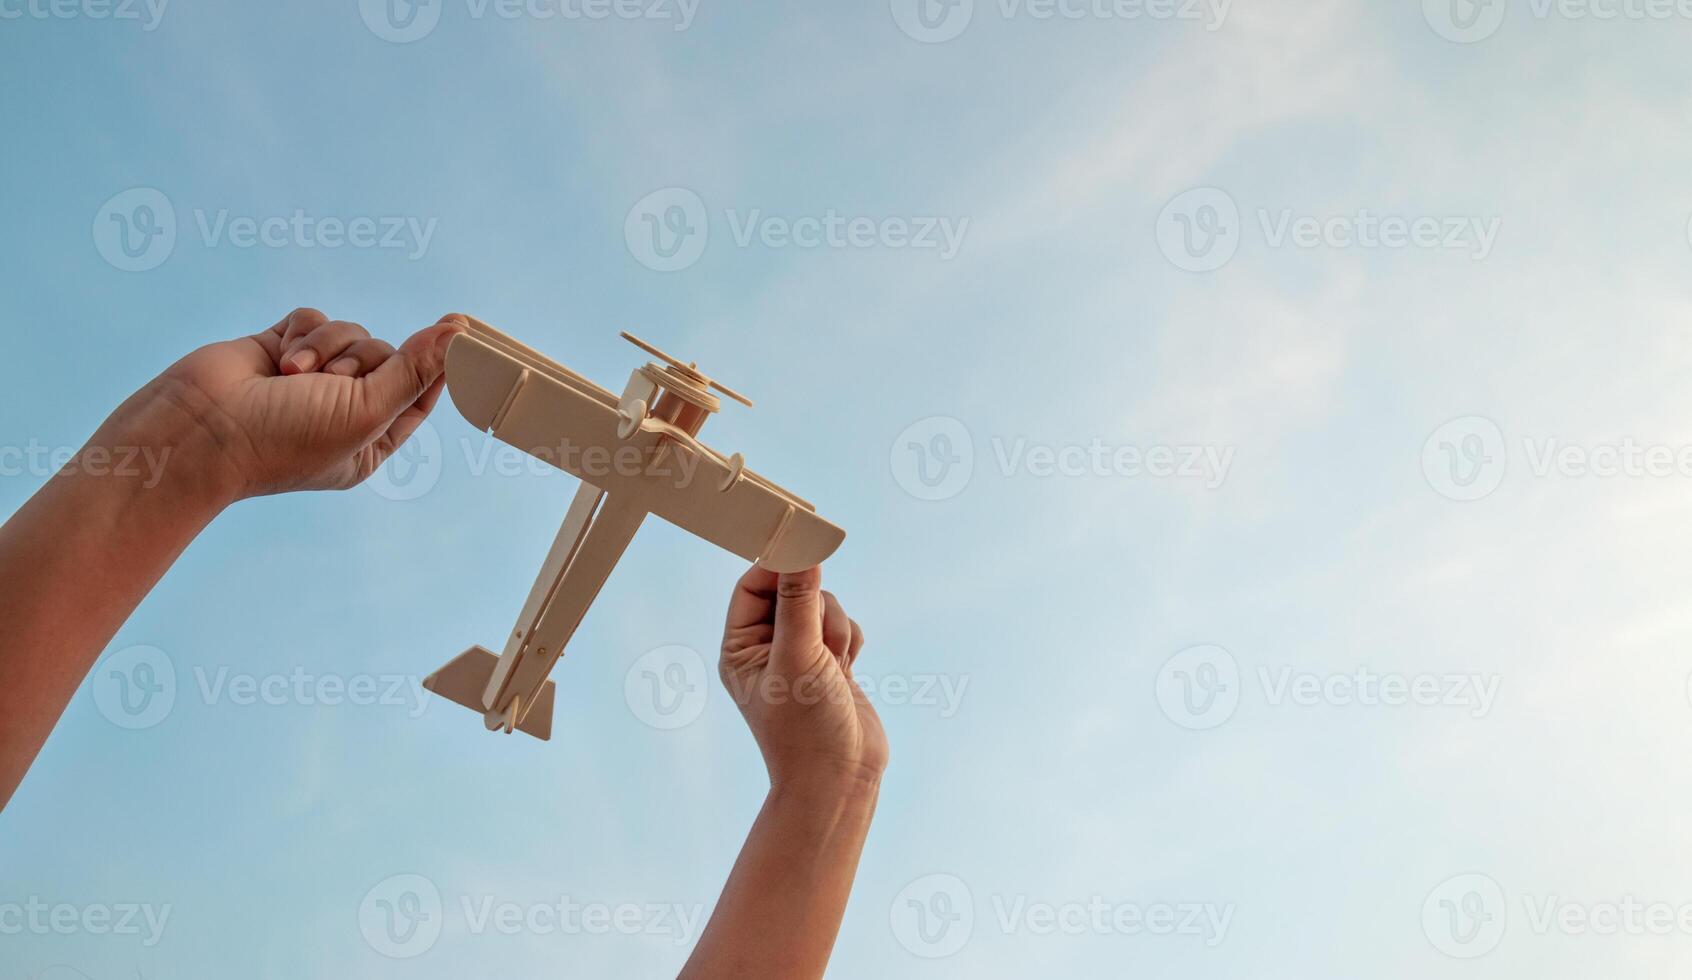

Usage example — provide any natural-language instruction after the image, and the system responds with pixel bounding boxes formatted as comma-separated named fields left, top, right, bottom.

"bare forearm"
left=682, top=772, right=881, bottom=980
left=0, top=382, right=233, bottom=809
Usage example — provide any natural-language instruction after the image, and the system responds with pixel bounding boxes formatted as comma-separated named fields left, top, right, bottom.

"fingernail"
left=286, top=349, right=319, bottom=374
left=327, top=356, right=360, bottom=376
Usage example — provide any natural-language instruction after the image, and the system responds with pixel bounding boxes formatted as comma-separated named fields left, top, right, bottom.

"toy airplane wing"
left=421, top=318, right=845, bottom=740
left=443, top=327, right=843, bottom=571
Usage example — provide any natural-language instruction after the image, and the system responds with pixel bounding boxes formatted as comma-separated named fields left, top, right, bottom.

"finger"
left=325, top=338, right=396, bottom=377
left=357, top=315, right=468, bottom=426
left=249, top=307, right=323, bottom=369
left=725, top=564, right=778, bottom=633
left=278, top=307, right=328, bottom=351
left=846, top=620, right=864, bottom=672
left=377, top=374, right=444, bottom=451
left=249, top=319, right=287, bottom=362
left=821, top=590, right=852, bottom=660
left=282, top=320, right=370, bottom=375
left=772, top=566, right=825, bottom=661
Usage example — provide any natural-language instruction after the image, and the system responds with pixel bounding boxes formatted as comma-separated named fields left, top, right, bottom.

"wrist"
left=769, top=761, right=884, bottom=806
left=86, top=376, right=247, bottom=516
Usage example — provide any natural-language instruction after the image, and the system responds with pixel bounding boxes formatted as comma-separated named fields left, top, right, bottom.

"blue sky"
left=6, top=0, right=1692, bottom=976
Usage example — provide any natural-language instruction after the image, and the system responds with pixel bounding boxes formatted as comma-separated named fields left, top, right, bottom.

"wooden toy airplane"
left=422, top=317, right=845, bottom=740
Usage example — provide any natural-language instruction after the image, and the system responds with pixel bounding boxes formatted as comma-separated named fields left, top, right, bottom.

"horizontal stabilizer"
left=423, top=646, right=555, bottom=741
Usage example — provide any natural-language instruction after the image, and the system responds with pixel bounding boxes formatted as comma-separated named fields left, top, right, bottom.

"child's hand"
left=719, top=566, right=888, bottom=791
left=143, top=308, right=465, bottom=500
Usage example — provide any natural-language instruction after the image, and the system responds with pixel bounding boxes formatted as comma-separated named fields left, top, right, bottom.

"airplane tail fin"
left=423, top=646, right=555, bottom=741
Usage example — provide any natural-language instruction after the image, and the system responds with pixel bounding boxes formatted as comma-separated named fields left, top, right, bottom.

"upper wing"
left=444, top=332, right=845, bottom=573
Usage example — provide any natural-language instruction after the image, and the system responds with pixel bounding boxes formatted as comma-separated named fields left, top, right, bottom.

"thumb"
left=771, top=566, right=825, bottom=665
left=359, top=315, right=467, bottom=426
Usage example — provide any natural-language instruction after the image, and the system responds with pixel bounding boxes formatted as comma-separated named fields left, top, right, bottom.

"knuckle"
left=776, top=580, right=817, bottom=600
